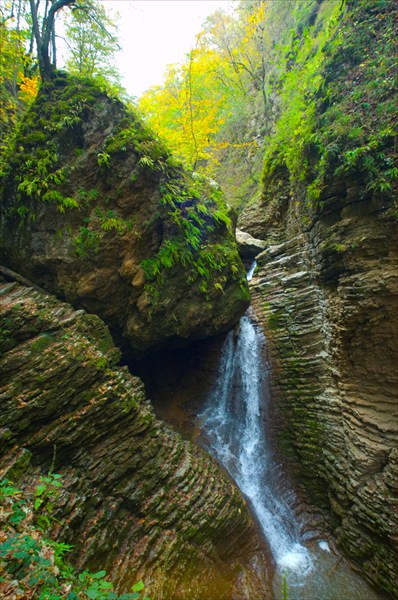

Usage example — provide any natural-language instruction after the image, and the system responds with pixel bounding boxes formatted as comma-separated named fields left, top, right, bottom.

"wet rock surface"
left=0, top=273, right=272, bottom=599
left=239, top=186, right=398, bottom=596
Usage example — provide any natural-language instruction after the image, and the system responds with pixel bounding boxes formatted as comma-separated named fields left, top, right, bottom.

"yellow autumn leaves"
left=0, top=15, right=38, bottom=145
left=138, top=3, right=266, bottom=179
left=139, top=45, right=230, bottom=175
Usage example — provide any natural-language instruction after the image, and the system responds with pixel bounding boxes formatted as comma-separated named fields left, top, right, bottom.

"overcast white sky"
left=106, top=1, right=235, bottom=98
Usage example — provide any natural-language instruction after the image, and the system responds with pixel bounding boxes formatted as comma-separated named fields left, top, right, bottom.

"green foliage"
left=98, top=151, right=111, bottom=168
left=0, top=478, right=151, bottom=600
left=64, top=1, right=123, bottom=92
left=261, top=0, right=397, bottom=212
left=104, top=113, right=170, bottom=171
left=282, top=571, right=289, bottom=600
left=33, top=472, right=63, bottom=530
left=73, top=225, right=101, bottom=256
left=17, top=144, right=65, bottom=200
left=138, top=2, right=268, bottom=204
left=93, top=207, right=135, bottom=234
left=0, top=7, right=38, bottom=145
left=0, top=77, right=101, bottom=216
left=140, top=171, right=240, bottom=301
left=137, top=0, right=397, bottom=213
left=262, top=1, right=343, bottom=188
left=0, top=480, right=26, bottom=526
left=0, top=74, right=131, bottom=228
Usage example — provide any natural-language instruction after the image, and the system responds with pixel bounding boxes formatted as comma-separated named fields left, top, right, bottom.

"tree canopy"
left=0, top=0, right=123, bottom=144
left=138, top=1, right=267, bottom=204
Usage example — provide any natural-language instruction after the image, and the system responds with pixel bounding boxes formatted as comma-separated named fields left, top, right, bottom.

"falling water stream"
left=197, top=263, right=383, bottom=600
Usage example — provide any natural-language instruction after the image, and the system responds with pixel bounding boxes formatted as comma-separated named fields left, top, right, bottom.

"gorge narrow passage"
left=197, top=265, right=383, bottom=600
left=133, top=267, right=385, bottom=600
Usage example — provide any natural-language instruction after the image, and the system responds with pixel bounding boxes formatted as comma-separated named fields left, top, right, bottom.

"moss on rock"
left=0, top=74, right=249, bottom=356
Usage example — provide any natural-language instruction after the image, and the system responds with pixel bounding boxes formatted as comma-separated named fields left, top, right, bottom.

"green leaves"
left=98, top=151, right=111, bottom=168
left=141, top=170, right=235, bottom=302
left=0, top=478, right=151, bottom=600
left=78, top=570, right=114, bottom=599
left=15, top=141, right=79, bottom=214
left=64, top=1, right=123, bottom=89
left=75, top=572, right=150, bottom=599
left=132, top=581, right=145, bottom=592
left=0, top=480, right=26, bottom=525
left=73, top=226, right=101, bottom=256
left=33, top=473, right=63, bottom=527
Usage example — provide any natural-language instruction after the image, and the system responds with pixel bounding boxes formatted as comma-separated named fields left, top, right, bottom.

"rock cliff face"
left=0, top=272, right=271, bottom=599
left=243, top=189, right=398, bottom=596
left=238, top=0, right=397, bottom=596
left=0, top=75, right=249, bottom=356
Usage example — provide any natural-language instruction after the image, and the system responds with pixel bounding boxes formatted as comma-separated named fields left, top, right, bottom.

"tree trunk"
left=29, top=0, right=76, bottom=80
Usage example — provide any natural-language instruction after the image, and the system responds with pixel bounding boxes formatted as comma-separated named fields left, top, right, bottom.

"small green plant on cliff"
left=281, top=571, right=289, bottom=600
left=73, top=225, right=101, bottom=256
left=12, top=143, right=79, bottom=216
left=104, top=112, right=170, bottom=172
left=33, top=472, right=63, bottom=530
left=94, top=207, right=135, bottom=234
left=0, top=478, right=151, bottom=599
left=98, top=151, right=111, bottom=169
left=139, top=170, right=245, bottom=303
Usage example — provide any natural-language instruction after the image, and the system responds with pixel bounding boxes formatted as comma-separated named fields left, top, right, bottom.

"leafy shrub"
left=0, top=478, right=151, bottom=600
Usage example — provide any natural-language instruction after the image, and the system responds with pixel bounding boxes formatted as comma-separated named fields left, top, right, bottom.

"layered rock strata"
left=0, top=273, right=271, bottom=599
left=236, top=0, right=398, bottom=596
left=240, top=183, right=398, bottom=596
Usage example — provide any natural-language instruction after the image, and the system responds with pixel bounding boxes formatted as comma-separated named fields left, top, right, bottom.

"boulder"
left=235, top=228, right=267, bottom=258
left=0, top=74, right=249, bottom=356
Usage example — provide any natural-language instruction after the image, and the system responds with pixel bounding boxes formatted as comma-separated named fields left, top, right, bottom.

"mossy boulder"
left=0, top=74, right=249, bottom=355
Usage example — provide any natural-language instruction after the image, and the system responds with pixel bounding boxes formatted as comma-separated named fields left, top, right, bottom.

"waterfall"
left=199, top=312, right=312, bottom=578
left=198, top=263, right=382, bottom=599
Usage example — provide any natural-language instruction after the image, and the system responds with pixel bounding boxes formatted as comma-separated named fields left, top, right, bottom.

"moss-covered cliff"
left=0, top=271, right=271, bottom=599
left=238, top=0, right=397, bottom=596
left=0, top=74, right=249, bottom=356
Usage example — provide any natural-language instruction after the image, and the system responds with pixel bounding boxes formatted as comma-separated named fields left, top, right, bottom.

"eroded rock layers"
left=237, top=0, right=397, bottom=595
left=0, top=274, right=271, bottom=599
left=241, top=126, right=398, bottom=600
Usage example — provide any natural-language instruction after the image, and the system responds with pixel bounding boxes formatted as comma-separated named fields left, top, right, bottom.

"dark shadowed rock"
left=0, top=273, right=272, bottom=599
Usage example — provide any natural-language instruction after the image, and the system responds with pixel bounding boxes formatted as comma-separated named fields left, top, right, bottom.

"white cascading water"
left=199, top=263, right=382, bottom=599
left=200, top=262, right=311, bottom=581
left=199, top=311, right=312, bottom=579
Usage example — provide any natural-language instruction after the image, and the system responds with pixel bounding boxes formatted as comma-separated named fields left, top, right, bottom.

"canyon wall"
left=243, top=180, right=397, bottom=596
left=0, top=272, right=271, bottom=599
left=238, top=0, right=397, bottom=596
